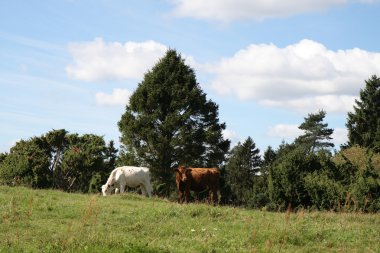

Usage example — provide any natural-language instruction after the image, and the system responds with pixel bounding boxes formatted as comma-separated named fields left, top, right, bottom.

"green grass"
left=0, top=186, right=379, bottom=252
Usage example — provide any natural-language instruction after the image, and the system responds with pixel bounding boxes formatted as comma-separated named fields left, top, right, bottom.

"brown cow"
left=175, top=166, right=220, bottom=204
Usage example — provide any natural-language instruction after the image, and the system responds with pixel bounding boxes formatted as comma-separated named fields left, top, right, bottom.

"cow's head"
left=175, top=166, right=192, bottom=183
left=101, top=183, right=115, bottom=196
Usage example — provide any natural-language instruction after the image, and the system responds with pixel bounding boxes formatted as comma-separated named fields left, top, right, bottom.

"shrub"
left=304, top=171, right=345, bottom=210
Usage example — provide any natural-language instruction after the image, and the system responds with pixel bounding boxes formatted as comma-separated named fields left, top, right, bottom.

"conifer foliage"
left=118, top=49, right=230, bottom=194
left=347, top=75, right=380, bottom=152
left=295, top=110, right=334, bottom=154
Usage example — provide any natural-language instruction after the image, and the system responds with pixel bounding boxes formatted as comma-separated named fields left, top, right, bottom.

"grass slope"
left=0, top=186, right=379, bottom=253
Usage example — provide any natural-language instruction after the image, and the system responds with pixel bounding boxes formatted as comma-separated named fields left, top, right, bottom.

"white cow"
left=101, top=166, right=153, bottom=197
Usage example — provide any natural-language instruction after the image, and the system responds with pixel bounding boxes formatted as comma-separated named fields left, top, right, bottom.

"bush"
left=247, top=192, right=270, bottom=208
left=0, top=141, right=51, bottom=188
left=304, top=171, right=345, bottom=210
left=349, top=162, right=380, bottom=212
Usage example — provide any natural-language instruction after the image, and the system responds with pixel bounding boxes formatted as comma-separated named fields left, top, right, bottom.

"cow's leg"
left=119, top=183, right=125, bottom=194
left=145, top=184, right=152, bottom=197
left=143, top=180, right=152, bottom=197
left=185, top=187, right=190, bottom=204
left=179, top=191, right=183, bottom=205
left=212, top=188, right=218, bottom=204
left=146, top=186, right=152, bottom=197
left=207, top=189, right=212, bottom=204
left=140, top=184, right=148, bottom=196
left=118, top=175, right=126, bottom=194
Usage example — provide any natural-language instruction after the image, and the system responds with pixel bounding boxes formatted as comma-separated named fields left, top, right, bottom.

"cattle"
left=101, top=166, right=153, bottom=197
left=175, top=166, right=220, bottom=204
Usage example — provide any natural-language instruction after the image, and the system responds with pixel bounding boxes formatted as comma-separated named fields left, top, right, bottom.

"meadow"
left=0, top=186, right=379, bottom=253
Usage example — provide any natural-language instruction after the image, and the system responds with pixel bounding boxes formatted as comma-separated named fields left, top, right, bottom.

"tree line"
left=1, top=50, right=379, bottom=212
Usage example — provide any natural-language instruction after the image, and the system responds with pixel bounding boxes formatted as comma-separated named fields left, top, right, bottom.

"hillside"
left=0, top=186, right=379, bottom=252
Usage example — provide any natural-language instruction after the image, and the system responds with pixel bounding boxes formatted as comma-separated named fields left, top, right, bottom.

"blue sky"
left=1, top=0, right=380, bottom=153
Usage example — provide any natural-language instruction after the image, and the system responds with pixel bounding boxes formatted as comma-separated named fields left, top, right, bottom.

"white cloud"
left=210, top=39, right=380, bottom=113
left=267, top=124, right=348, bottom=147
left=170, top=0, right=377, bottom=22
left=331, top=128, right=348, bottom=147
left=66, top=38, right=167, bottom=81
left=261, top=95, right=357, bottom=113
left=222, top=129, right=241, bottom=146
left=96, top=88, right=131, bottom=106
left=0, top=139, right=19, bottom=153
left=267, top=124, right=303, bottom=140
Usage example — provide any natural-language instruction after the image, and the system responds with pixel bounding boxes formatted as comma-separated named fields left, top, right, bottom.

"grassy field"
left=0, top=186, right=379, bottom=253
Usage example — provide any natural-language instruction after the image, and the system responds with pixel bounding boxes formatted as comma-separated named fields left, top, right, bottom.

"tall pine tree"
left=347, top=75, right=380, bottom=152
left=295, top=110, right=334, bottom=154
left=118, top=49, right=230, bottom=194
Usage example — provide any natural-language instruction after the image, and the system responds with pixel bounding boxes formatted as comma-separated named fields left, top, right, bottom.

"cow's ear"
left=174, top=168, right=179, bottom=173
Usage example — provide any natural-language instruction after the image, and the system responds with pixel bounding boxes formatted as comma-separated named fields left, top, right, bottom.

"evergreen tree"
left=277, top=111, right=335, bottom=208
left=225, top=137, right=261, bottom=205
left=263, top=146, right=276, bottom=178
left=295, top=110, right=334, bottom=153
left=347, top=75, right=380, bottom=152
left=263, top=146, right=276, bottom=166
left=263, top=146, right=276, bottom=203
left=118, top=49, right=230, bottom=195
